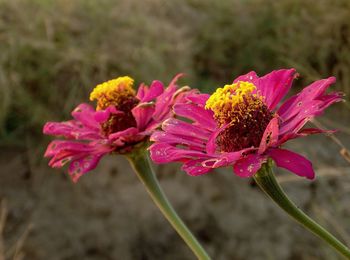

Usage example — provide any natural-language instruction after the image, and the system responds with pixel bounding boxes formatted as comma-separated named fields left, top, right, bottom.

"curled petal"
left=71, top=103, right=100, bottom=130
left=268, top=148, right=315, bottom=179
left=206, top=123, right=230, bottom=155
left=181, top=159, right=212, bottom=176
left=136, top=83, right=147, bottom=100
left=140, top=80, right=164, bottom=102
left=202, top=148, right=253, bottom=168
left=152, top=74, right=184, bottom=122
left=108, top=127, right=140, bottom=143
left=94, top=106, right=120, bottom=123
left=132, top=105, right=155, bottom=131
left=258, top=117, right=279, bottom=154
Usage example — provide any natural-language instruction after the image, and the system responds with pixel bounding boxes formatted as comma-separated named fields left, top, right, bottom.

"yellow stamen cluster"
left=205, top=81, right=263, bottom=125
left=90, top=76, right=135, bottom=110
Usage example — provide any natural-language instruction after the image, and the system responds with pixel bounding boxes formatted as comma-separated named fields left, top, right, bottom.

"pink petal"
left=136, top=83, right=147, bottom=100
left=132, top=105, right=155, bottom=131
left=202, top=148, right=253, bottom=168
left=173, top=103, right=216, bottom=131
left=44, top=140, right=92, bottom=157
left=185, top=93, right=210, bottom=107
left=233, top=153, right=267, bottom=178
left=162, top=118, right=212, bottom=141
left=43, top=120, right=101, bottom=140
left=45, top=140, right=112, bottom=170
left=181, top=159, right=212, bottom=176
left=69, top=154, right=102, bottom=183
left=278, top=77, right=337, bottom=121
left=205, top=123, right=230, bottom=155
left=279, top=100, right=327, bottom=135
left=257, top=69, right=297, bottom=110
left=151, top=131, right=206, bottom=150
left=140, top=80, right=164, bottom=102
left=233, top=71, right=259, bottom=84
left=277, top=128, right=336, bottom=145
left=94, top=106, right=120, bottom=123
left=108, top=127, right=140, bottom=143
left=149, top=143, right=210, bottom=164
left=152, top=74, right=184, bottom=122
left=71, top=103, right=100, bottom=130
left=168, top=73, right=184, bottom=87
left=268, top=148, right=315, bottom=179
left=258, top=117, right=279, bottom=154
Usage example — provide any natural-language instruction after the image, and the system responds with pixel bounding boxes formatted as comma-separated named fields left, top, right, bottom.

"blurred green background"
left=0, top=0, right=350, bottom=259
left=1, top=0, right=350, bottom=145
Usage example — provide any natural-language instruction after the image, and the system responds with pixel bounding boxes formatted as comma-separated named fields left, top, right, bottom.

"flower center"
left=205, top=81, right=273, bottom=152
left=90, top=76, right=139, bottom=135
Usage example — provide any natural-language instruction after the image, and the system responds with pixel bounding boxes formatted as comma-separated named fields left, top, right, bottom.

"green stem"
left=126, top=149, right=211, bottom=260
left=254, top=161, right=350, bottom=259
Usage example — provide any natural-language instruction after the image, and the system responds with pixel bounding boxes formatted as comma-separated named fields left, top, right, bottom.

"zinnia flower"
left=150, top=69, right=343, bottom=179
left=44, top=74, right=190, bottom=182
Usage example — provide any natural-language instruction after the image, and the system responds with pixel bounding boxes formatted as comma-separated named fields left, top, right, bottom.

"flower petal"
left=69, top=154, right=103, bottom=183
left=257, top=69, right=297, bottom=110
left=258, top=117, right=279, bottom=154
left=205, top=123, right=230, bottom=155
left=43, top=121, right=101, bottom=140
left=71, top=103, right=100, bottom=130
left=233, top=153, right=267, bottom=178
left=162, top=118, right=212, bottom=141
left=278, top=77, right=337, bottom=122
left=173, top=103, right=216, bottom=131
left=233, top=71, right=259, bottom=84
left=151, top=131, right=206, bottom=149
left=140, top=80, right=164, bottom=102
left=152, top=74, right=184, bottom=122
left=94, top=106, right=120, bottom=123
left=185, top=93, right=210, bottom=107
left=149, top=143, right=210, bottom=164
left=132, top=105, right=155, bottom=131
left=268, top=148, right=315, bottom=179
left=202, top=148, right=253, bottom=168
left=279, top=99, right=337, bottom=136
left=277, top=128, right=335, bottom=145
left=181, top=159, right=212, bottom=176
left=44, top=140, right=92, bottom=158
left=108, top=127, right=140, bottom=143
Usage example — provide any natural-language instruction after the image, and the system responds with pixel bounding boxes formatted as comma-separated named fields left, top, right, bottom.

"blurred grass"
left=0, top=0, right=349, bottom=145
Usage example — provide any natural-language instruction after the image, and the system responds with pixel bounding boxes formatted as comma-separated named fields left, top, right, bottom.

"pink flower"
left=44, top=74, right=190, bottom=182
left=150, top=69, right=343, bottom=179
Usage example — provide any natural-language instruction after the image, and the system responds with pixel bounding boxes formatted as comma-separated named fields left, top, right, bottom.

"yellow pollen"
left=205, top=81, right=264, bottom=125
left=90, top=76, right=135, bottom=110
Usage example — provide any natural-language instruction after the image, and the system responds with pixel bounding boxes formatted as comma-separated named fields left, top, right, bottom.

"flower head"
left=150, top=69, right=343, bottom=179
left=44, top=74, right=190, bottom=182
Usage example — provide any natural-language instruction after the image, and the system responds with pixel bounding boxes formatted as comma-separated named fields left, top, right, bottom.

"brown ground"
left=0, top=118, right=350, bottom=260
